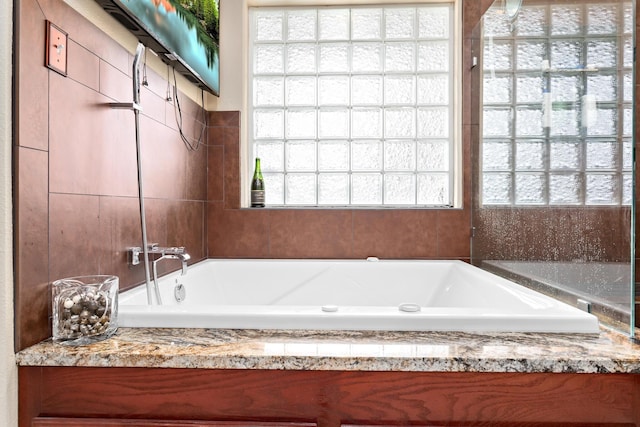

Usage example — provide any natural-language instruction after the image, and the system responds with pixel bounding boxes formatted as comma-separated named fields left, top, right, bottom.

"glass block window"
left=482, top=1, right=633, bottom=206
left=249, top=5, right=455, bottom=207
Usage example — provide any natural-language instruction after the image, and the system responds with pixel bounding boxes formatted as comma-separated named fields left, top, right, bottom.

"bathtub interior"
left=121, top=260, right=559, bottom=310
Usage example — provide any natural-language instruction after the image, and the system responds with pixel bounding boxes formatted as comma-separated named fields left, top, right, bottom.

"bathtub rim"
left=118, top=258, right=600, bottom=334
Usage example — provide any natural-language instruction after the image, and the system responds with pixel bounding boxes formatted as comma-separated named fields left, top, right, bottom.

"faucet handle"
left=127, top=246, right=142, bottom=266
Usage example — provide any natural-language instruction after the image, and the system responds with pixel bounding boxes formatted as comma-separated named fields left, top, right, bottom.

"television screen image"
left=97, top=0, right=220, bottom=95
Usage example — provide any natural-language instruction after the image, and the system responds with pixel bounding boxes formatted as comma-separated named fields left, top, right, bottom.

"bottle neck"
left=253, top=158, right=263, bottom=179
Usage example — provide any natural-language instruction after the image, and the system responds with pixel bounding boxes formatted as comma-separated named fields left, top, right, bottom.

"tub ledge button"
left=321, top=305, right=339, bottom=312
left=399, top=303, right=421, bottom=313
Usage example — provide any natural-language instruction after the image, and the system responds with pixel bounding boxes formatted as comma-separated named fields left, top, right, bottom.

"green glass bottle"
left=250, top=157, right=265, bottom=207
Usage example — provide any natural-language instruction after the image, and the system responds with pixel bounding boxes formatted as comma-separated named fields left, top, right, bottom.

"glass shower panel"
left=474, top=0, right=635, bottom=336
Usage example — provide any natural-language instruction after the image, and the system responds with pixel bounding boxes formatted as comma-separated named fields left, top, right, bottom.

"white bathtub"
left=118, top=259, right=600, bottom=333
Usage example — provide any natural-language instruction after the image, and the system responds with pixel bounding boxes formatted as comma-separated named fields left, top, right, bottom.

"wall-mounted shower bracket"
left=109, top=102, right=142, bottom=111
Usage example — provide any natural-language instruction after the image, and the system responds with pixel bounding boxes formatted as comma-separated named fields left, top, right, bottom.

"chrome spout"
left=161, top=250, right=191, bottom=276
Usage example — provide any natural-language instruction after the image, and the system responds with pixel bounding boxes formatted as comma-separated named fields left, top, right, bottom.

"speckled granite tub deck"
left=15, top=327, right=640, bottom=373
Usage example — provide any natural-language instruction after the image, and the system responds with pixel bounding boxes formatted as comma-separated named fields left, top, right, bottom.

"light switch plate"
left=45, top=20, right=68, bottom=76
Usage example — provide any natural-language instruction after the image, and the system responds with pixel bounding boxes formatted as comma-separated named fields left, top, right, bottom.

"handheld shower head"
left=132, top=43, right=145, bottom=104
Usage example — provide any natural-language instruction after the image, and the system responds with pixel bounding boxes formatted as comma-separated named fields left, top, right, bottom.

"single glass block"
left=254, top=45, right=284, bottom=74
left=483, top=75, right=511, bottom=104
left=623, top=107, right=632, bottom=137
left=550, top=141, right=580, bottom=169
left=384, top=140, right=415, bottom=171
left=417, top=173, right=449, bottom=205
left=254, top=109, right=284, bottom=139
left=384, top=173, right=415, bottom=205
left=318, top=174, right=350, bottom=205
left=549, top=174, right=580, bottom=204
left=385, top=108, right=415, bottom=138
left=418, top=41, right=449, bottom=72
left=385, top=42, right=416, bottom=72
left=352, top=108, right=382, bottom=138
left=516, top=141, right=544, bottom=170
left=482, top=173, right=512, bottom=205
left=287, top=10, right=316, bottom=41
left=319, top=76, right=349, bottom=106
left=385, top=75, right=415, bottom=105
left=319, top=108, right=349, bottom=139
left=253, top=77, right=284, bottom=107
left=417, top=107, right=448, bottom=138
left=623, top=139, right=633, bottom=170
left=483, top=40, right=512, bottom=71
left=419, top=74, right=449, bottom=105
left=624, top=4, right=633, bottom=34
left=586, top=108, right=616, bottom=136
left=285, top=173, right=316, bottom=205
left=285, top=140, right=316, bottom=171
left=517, top=41, right=546, bottom=70
left=319, top=43, right=349, bottom=73
left=586, top=74, right=616, bottom=102
left=318, top=140, right=349, bottom=171
left=516, top=6, right=546, bottom=36
left=285, top=76, right=316, bottom=106
left=418, top=7, right=449, bottom=39
left=587, top=41, right=616, bottom=68
left=385, top=8, right=415, bottom=39
left=623, top=72, right=632, bottom=102
left=551, top=41, right=582, bottom=69
left=482, top=108, right=512, bottom=137
left=254, top=140, right=284, bottom=172
left=586, top=141, right=616, bottom=170
left=483, top=8, right=511, bottom=37
left=255, top=11, right=284, bottom=41
left=586, top=174, right=616, bottom=204
left=550, top=107, right=578, bottom=136
left=624, top=37, right=633, bottom=68
left=483, top=141, right=512, bottom=171
left=516, top=107, right=543, bottom=136
left=551, top=5, right=582, bottom=36
left=286, top=109, right=316, bottom=139
left=587, top=5, right=618, bottom=35
left=516, top=75, right=543, bottom=103
left=352, top=8, right=382, bottom=40
left=351, top=75, right=383, bottom=105
left=318, top=9, right=349, bottom=40
left=264, top=173, right=284, bottom=205
left=623, top=173, right=632, bottom=205
left=352, top=140, right=383, bottom=171
left=286, top=44, right=316, bottom=73
left=352, top=43, right=383, bottom=72
left=417, top=140, right=448, bottom=171
left=352, top=173, right=383, bottom=204
left=515, top=173, right=545, bottom=205
left=550, top=75, right=580, bottom=102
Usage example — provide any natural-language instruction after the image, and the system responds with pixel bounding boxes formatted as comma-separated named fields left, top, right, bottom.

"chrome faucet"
left=155, top=249, right=191, bottom=276
left=127, top=244, right=191, bottom=305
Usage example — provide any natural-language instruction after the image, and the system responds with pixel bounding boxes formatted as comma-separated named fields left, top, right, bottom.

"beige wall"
left=2, top=0, right=17, bottom=424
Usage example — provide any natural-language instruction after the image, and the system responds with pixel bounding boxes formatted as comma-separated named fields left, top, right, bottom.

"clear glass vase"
left=52, top=275, right=118, bottom=345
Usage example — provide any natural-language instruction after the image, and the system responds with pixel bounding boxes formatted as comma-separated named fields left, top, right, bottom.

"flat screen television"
left=95, top=0, right=220, bottom=96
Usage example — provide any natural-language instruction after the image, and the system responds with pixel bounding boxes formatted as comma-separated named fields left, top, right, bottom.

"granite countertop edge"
left=15, top=327, right=640, bottom=374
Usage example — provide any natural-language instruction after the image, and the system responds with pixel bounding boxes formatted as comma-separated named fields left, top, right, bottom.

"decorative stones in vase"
left=52, top=275, right=118, bottom=345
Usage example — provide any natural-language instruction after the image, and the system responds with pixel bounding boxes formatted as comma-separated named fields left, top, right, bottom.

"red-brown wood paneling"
left=19, top=367, right=640, bottom=427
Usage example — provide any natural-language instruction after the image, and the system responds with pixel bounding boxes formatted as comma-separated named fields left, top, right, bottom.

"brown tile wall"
left=14, top=0, right=207, bottom=350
